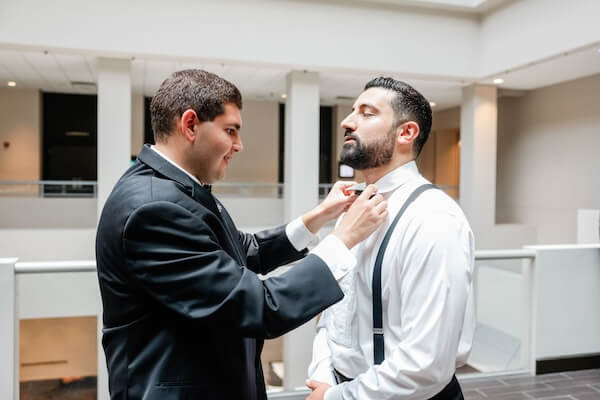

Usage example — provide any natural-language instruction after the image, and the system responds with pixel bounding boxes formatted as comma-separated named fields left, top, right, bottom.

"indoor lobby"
left=1, top=0, right=599, bottom=399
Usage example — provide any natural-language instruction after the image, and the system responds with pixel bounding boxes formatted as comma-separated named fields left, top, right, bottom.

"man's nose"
left=233, top=136, right=243, bottom=153
left=341, top=114, right=356, bottom=131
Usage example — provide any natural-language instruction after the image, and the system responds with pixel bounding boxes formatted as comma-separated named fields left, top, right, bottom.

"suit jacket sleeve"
left=122, top=200, right=343, bottom=339
left=237, top=226, right=307, bottom=275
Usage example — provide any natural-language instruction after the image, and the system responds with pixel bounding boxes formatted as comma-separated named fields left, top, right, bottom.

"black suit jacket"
left=95, top=145, right=343, bottom=399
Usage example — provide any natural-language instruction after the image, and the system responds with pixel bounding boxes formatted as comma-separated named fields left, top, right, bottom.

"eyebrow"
left=226, top=123, right=241, bottom=130
left=352, top=103, right=379, bottom=112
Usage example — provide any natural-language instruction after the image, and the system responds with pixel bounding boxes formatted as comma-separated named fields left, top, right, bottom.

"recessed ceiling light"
left=7, top=81, right=16, bottom=87
left=429, top=101, right=436, bottom=107
left=281, top=93, right=287, bottom=99
left=493, top=78, right=504, bottom=85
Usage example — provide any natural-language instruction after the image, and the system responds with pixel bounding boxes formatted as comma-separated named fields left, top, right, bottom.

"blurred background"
left=0, top=0, right=599, bottom=398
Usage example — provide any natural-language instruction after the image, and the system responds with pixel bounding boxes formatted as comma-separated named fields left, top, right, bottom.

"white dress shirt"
left=308, top=161, right=476, bottom=400
left=150, top=145, right=356, bottom=282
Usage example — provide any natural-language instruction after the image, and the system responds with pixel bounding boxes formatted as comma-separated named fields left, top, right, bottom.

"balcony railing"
left=1, top=246, right=564, bottom=400
left=0, top=180, right=97, bottom=198
left=0, top=181, right=459, bottom=200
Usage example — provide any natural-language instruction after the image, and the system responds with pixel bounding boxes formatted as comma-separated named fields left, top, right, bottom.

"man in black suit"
left=95, top=69, right=388, bottom=399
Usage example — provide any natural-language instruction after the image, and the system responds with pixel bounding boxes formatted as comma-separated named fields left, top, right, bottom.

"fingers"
left=332, top=181, right=355, bottom=194
left=374, top=199, right=388, bottom=216
left=373, top=201, right=388, bottom=221
left=334, top=180, right=356, bottom=189
left=356, top=184, right=377, bottom=200
left=305, top=379, right=318, bottom=390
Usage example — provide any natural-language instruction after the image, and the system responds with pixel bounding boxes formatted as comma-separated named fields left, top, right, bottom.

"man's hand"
left=333, top=184, right=387, bottom=249
left=302, top=181, right=359, bottom=234
left=306, top=379, right=332, bottom=400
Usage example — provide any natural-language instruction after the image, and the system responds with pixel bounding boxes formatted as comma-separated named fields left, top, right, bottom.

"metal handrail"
left=13, top=250, right=534, bottom=274
left=15, top=260, right=96, bottom=274
left=475, top=249, right=536, bottom=260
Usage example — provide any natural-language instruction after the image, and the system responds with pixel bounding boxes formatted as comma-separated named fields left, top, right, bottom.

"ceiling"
left=0, top=48, right=466, bottom=108
left=0, top=43, right=599, bottom=110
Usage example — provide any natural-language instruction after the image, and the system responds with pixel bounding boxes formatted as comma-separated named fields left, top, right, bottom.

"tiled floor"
left=458, top=369, right=600, bottom=400
left=20, top=376, right=96, bottom=400
left=18, top=369, right=600, bottom=399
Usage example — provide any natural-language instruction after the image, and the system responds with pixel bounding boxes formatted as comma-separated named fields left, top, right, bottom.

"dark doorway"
left=42, top=92, right=97, bottom=195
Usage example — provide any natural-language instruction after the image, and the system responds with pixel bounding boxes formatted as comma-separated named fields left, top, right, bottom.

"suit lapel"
left=213, top=197, right=247, bottom=264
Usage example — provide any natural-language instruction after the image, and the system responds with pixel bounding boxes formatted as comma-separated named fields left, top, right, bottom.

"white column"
left=0, top=258, right=18, bottom=400
left=131, top=93, right=146, bottom=156
left=459, top=85, right=497, bottom=238
left=97, top=57, right=132, bottom=215
left=283, top=70, right=320, bottom=390
left=97, top=57, right=131, bottom=400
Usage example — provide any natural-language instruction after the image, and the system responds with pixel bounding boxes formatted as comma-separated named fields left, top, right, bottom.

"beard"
left=339, top=127, right=397, bottom=170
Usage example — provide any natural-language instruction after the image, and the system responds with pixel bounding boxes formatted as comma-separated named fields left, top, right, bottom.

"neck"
left=154, top=141, right=201, bottom=182
left=361, top=154, right=414, bottom=184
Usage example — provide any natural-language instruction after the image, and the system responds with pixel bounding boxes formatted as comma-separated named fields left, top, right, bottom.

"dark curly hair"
left=150, top=69, right=242, bottom=142
left=364, top=77, right=432, bottom=157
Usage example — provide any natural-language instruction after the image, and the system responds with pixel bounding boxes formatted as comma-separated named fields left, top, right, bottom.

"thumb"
left=305, top=379, right=318, bottom=390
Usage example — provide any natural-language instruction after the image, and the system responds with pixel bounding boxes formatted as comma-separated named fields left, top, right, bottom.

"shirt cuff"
left=324, top=383, right=344, bottom=400
left=285, top=217, right=319, bottom=251
left=309, top=361, right=336, bottom=386
left=311, top=234, right=356, bottom=281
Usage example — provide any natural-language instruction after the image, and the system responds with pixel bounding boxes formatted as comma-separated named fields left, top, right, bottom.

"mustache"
left=344, top=130, right=358, bottom=141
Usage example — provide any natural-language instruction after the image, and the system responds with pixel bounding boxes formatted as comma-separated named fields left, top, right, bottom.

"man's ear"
left=397, top=121, right=420, bottom=146
left=179, top=109, right=198, bottom=143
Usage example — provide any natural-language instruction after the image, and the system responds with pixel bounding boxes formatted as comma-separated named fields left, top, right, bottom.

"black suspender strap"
left=372, top=183, right=438, bottom=365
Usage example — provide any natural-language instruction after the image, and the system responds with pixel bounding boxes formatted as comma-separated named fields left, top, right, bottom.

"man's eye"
left=226, top=129, right=235, bottom=135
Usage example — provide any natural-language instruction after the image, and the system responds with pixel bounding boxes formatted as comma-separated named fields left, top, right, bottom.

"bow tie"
left=202, top=184, right=212, bottom=193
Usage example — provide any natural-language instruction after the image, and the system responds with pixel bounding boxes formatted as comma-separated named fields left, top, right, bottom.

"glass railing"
left=0, top=180, right=97, bottom=198
left=0, top=246, right=559, bottom=399
left=0, top=181, right=459, bottom=200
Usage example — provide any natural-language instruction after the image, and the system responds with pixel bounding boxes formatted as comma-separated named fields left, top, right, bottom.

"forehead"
left=354, top=87, right=395, bottom=111
left=220, top=103, right=242, bottom=124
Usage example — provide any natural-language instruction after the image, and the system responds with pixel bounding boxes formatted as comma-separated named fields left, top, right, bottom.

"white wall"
left=496, top=74, right=600, bottom=244
left=0, top=229, right=95, bottom=261
left=0, top=198, right=96, bottom=228
left=0, top=88, right=40, bottom=180
left=479, top=0, right=600, bottom=77
left=0, top=198, right=284, bottom=261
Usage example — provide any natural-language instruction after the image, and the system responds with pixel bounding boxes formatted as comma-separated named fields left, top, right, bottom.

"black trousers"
left=333, top=369, right=464, bottom=400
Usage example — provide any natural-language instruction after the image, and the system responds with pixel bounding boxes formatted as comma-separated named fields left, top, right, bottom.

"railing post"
left=521, top=255, right=536, bottom=375
left=0, top=258, right=19, bottom=400
left=98, top=300, right=109, bottom=399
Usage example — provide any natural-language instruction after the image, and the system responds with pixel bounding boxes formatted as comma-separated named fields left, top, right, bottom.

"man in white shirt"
left=307, top=77, right=475, bottom=400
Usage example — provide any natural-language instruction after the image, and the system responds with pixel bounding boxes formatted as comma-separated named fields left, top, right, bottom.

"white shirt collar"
left=150, top=145, right=203, bottom=186
left=372, top=160, right=420, bottom=194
